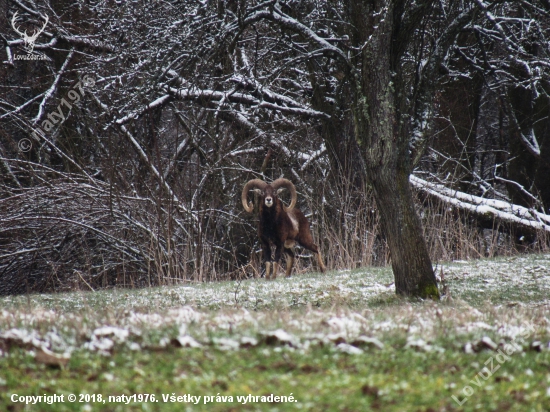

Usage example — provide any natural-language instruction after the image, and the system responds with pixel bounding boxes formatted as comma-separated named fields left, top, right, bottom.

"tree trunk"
left=350, top=0, right=439, bottom=299
left=370, top=166, right=439, bottom=298
left=506, top=86, right=538, bottom=208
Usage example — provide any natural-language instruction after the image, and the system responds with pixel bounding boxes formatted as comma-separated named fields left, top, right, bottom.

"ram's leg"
left=271, top=262, right=278, bottom=279
left=272, top=242, right=285, bottom=280
left=316, top=251, right=326, bottom=273
left=299, top=239, right=326, bottom=273
left=284, top=248, right=295, bottom=278
left=261, top=237, right=272, bottom=280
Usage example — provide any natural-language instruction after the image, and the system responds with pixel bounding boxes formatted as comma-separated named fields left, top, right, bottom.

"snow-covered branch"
left=118, top=124, right=197, bottom=222
left=33, top=49, right=74, bottom=124
left=166, top=86, right=329, bottom=119
left=503, top=93, right=541, bottom=158
left=410, top=175, right=550, bottom=232
left=116, top=95, right=171, bottom=125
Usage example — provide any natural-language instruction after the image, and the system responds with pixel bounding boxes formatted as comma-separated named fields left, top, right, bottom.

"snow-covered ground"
left=0, top=254, right=549, bottom=358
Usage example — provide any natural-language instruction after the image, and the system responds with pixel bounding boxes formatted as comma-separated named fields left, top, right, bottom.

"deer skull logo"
left=11, top=12, right=49, bottom=54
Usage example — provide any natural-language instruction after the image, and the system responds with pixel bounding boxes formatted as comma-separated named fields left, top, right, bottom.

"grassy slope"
left=1, top=254, right=550, bottom=411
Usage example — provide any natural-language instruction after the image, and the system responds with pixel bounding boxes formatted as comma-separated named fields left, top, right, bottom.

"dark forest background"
left=1, top=0, right=549, bottom=295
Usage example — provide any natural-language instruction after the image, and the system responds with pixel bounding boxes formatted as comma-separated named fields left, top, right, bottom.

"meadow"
left=1, top=254, right=549, bottom=411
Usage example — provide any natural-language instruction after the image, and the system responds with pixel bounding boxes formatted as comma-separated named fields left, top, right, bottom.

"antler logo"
left=11, top=12, right=49, bottom=54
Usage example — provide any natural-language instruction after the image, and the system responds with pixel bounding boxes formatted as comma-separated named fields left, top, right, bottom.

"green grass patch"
left=2, top=345, right=549, bottom=412
left=1, top=253, right=550, bottom=411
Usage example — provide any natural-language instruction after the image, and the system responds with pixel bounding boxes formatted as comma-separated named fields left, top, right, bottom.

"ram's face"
left=263, top=186, right=275, bottom=207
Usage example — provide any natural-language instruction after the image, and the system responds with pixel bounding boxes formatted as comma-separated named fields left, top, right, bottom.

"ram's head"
left=241, top=178, right=297, bottom=212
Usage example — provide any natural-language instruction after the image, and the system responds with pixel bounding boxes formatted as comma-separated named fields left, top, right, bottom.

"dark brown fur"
left=242, top=179, right=326, bottom=279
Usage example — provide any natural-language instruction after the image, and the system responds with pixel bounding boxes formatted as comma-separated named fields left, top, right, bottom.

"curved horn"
left=271, top=178, right=297, bottom=211
left=241, top=179, right=267, bottom=213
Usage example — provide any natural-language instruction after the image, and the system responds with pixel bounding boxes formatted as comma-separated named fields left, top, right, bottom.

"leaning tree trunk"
left=358, top=113, right=440, bottom=298
left=370, top=165, right=439, bottom=298
left=350, top=0, right=439, bottom=299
